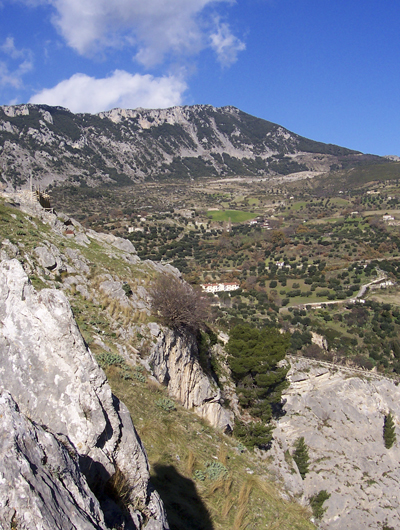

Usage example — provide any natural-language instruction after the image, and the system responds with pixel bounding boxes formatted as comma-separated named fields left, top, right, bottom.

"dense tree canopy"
left=227, top=324, right=290, bottom=420
left=227, top=324, right=290, bottom=448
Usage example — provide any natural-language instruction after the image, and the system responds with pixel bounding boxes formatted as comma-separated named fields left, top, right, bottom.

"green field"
left=207, top=209, right=256, bottom=223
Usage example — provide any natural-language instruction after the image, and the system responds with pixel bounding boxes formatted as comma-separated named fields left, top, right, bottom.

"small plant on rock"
left=155, top=397, right=176, bottom=412
left=96, top=352, right=125, bottom=368
left=383, top=412, right=397, bottom=449
left=293, top=437, right=309, bottom=479
left=310, top=489, right=330, bottom=519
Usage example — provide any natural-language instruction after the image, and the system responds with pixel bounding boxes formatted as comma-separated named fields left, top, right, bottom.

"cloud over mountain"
left=29, top=70, right=187, bottom=113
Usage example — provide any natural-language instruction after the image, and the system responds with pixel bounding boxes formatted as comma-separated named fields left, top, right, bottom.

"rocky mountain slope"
left=0, top=190, right=231, bottom=432
left=0, top=103, right=377, bottom=191
left=270, top=358, right=400, bottom=530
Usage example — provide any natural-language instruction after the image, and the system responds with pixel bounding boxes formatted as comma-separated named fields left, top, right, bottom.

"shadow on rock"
left=151, top=464, right=214, bottom=530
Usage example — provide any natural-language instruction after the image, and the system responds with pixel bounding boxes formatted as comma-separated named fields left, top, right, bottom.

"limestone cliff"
left=269, top=358, right=400, bottom=530
left=0, top=191, right=234, bottom=434
left=150, top=330, right=234, bottom=433
left=0, top=259, right=168, bottom=530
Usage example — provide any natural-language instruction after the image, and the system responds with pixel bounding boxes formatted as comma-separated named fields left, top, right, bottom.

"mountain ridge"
left=0, top=103, right=379, bottom=191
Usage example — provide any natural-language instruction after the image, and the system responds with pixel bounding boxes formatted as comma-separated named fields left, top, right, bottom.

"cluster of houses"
left=201, top=282, right=240, bottom=293
left=382, top=214, right=400, bottom=226
left=248, top=216, right=272, bottom=229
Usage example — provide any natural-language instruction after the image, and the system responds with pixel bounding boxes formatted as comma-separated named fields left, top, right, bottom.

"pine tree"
left=227, top=324, right=290, bottom=450
left=293, top=437, right=309, bottom=479
left=383, top=412, right=396, bottom=449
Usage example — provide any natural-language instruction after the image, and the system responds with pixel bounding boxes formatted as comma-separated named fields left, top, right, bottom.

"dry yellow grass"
left=205, top=476, right=227, bottom=497
left=186, top=450, right=196, bottom=476
left=222, top=497, right=235, bottom=518
left=233, top=504, right=248, bottom=530
left=218, top=445, right=228, bottom=465
left=237, top=478, right=254, bottom=506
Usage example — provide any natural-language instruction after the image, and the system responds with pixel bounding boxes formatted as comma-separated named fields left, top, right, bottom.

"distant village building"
left=379, top=280, right=395, bottom=289
left=383, top=214, right=395, bottom=222
left=369, top=280, right=395, bottom=292
left=201, top=282, right=240, bottom=293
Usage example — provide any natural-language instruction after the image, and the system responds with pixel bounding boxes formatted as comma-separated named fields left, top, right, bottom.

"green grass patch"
left=329, top=198, right=351, bottom=207
left=207, top=210, right=256, bottom=223
left=291, top=201, right=308, bottom=211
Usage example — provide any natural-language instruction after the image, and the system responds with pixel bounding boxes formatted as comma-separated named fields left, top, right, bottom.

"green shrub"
left=293, top=437, right=309, bottom=479
left=96, top=352, right=125, bottom=368
left=193, top=469, right=206, bottom=481
left=132, top=366, right=146, bottom=383
left=233, top=419, right=273, bottom=450
left=122, top=282, right=133, bottom=297
left=383, top=412, right=397, bottom=449
left=310, top=489, right=330, bottom=519
left=155, top=397, right=176, bottom=412
left=205, top=461, right=228, bottom=480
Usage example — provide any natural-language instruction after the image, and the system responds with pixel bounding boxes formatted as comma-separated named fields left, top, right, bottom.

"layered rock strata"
left=0, top=258, right=168, bottom=530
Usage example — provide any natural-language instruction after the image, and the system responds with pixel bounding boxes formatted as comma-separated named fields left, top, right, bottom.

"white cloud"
left=210, top=21, right=245, bottom=67
left=28, top=70, right=187, bottom=113
left=38, top=0, right=243, bottom=68
left=0, top=38, right=33, bottom=88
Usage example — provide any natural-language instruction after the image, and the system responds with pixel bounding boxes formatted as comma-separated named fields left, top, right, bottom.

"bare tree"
left=149, top=274, right=210, bottom=333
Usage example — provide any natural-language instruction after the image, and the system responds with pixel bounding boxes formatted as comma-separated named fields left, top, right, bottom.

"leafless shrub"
left=149, top=273, right=210, bottom=333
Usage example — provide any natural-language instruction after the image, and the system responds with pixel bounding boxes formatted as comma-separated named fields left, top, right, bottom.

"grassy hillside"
left=0, top=193, right=315, bottom=530
left=105, top=361, right=314, bottom=530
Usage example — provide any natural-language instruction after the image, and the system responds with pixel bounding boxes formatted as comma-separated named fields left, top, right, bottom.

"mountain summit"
left=0, top=103, right=373, bottom=191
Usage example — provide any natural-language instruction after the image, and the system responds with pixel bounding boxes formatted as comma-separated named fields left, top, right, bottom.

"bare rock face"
left=150, top=330, right=233, bottom=433
left=0, top=391, right=108, bottom=530
left=0, top=259, right=168, bottom=530
left=270, top=358, right=400, bottom=530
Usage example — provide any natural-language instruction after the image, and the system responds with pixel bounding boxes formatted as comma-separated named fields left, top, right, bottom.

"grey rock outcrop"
left=0, top=259, right=168, bottom=529
left=0, top=391, right=108, bottom=530
left=270, top=358, right=400, bottom=530
left=150, top=330, right=233, bottom=433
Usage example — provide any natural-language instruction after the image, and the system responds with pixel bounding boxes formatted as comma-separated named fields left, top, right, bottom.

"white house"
left=201, top=282, right=240, bottom=293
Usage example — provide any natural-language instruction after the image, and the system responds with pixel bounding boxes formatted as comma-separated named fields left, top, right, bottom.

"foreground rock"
left=0, top=391, right=108, bottom=530
left=270, top=358, right=400, bottom=530
left=0, top=259, right=168, bottom=530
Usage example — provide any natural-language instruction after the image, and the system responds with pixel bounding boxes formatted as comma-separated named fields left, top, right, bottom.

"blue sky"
left=0, top=0, right=399, bottom=156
